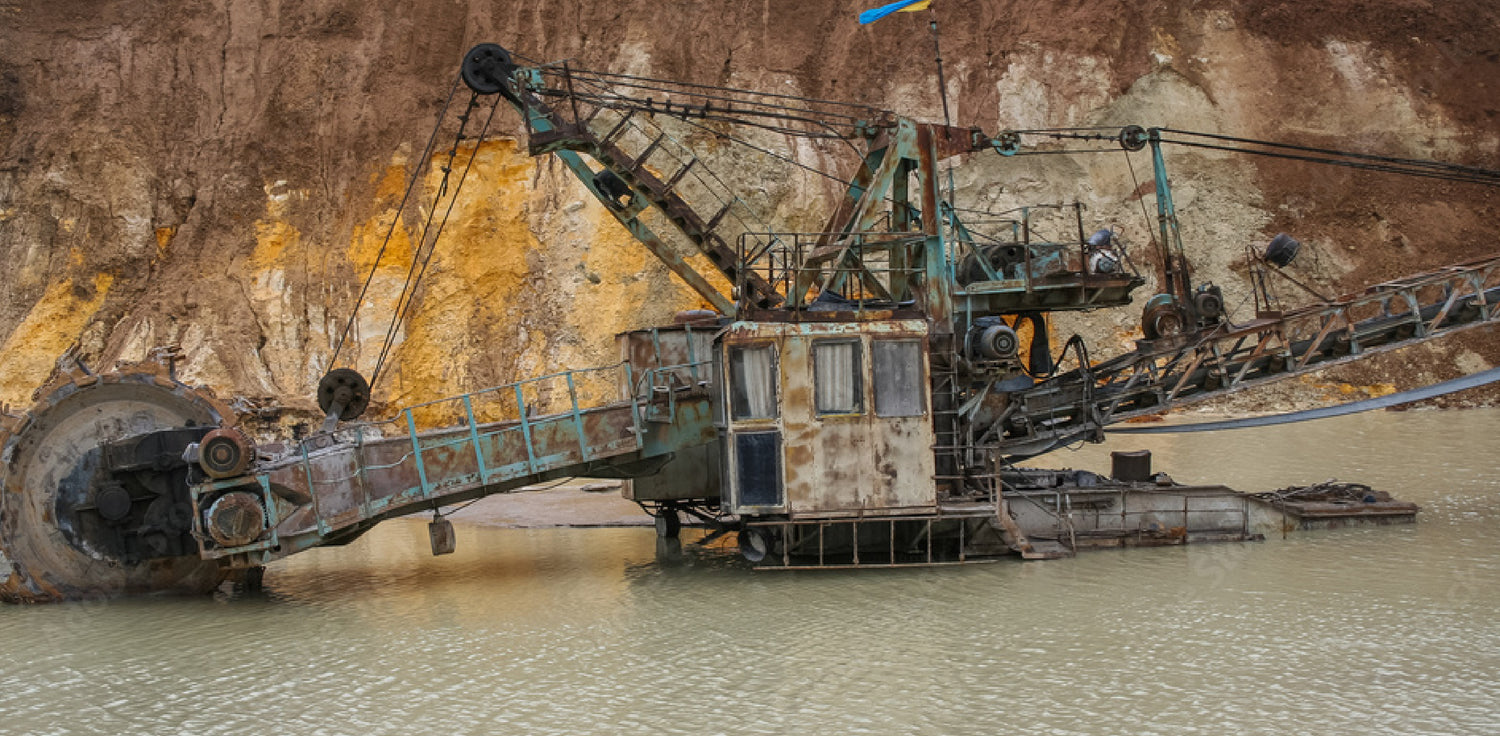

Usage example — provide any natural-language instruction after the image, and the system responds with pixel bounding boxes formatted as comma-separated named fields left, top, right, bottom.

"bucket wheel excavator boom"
left=4, top=43, right=1499, bottom=600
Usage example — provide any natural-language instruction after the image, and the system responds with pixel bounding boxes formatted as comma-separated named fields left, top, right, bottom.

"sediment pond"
left=3, top=408, right=1496, bottom=735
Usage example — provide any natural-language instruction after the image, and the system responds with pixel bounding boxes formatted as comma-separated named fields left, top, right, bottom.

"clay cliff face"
left=1, top=0, right=1497, bottom=430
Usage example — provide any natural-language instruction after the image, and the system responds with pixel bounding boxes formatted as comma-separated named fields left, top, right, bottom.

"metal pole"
left=1149, top=130, right=1191, bottom=301
left=928, top=17, right=951, bottom=129
left=928, top=14, right=958, bottom=219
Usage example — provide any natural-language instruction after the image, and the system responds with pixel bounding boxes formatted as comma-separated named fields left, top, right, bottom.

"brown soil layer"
left=2, top=1, right=1498, bottom=427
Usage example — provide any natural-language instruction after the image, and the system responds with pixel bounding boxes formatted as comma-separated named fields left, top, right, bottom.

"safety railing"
left=948, top=202, right=1140, bottom=292
left=273, top=355, right=722, bottom=535
left=634, top=362, right=707, bottom=424
left=281, top=363, right=638, bottom=519
left=735, top=230, right=925, bottom=311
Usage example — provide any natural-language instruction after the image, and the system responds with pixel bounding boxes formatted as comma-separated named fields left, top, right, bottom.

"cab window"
left=813, top=340, right=863, bottom=415
left=873, top=339, right=924, bottom=417
left=729, top=345, right=777, bottom=420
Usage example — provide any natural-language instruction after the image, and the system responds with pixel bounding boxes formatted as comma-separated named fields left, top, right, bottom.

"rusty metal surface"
left=428, top=516, right=456, bottom=556
left=737, top=231, right=925, bottom=312
left=199, top=427, right=255, bottom=478
left=615, top=325, right=725, bottom=503
left=615, top=323, right=718, bottom=399
left=1006, top=483, right=1255, bottom=549
left=276, top=401, right=640, bottom=530
left=188, top=358, right=719, bottom=566
left=497, top=67, right=789, bottom=312
left=622, top=441, right=720, bottom=502
left=998, top=253, right=1500, bottom=457
left=1249, top=480, right=1420, bottom=527
left=745, top=510, right=1002, bottom=569
left=721, top=319, right=936, bottom=517
left=0, top=362, right=233, bottom=603
left=205, top=491, right=265, bottom=547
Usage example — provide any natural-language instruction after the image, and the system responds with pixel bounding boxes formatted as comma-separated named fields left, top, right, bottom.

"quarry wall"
left=2, top=0, right=1497, bottom=430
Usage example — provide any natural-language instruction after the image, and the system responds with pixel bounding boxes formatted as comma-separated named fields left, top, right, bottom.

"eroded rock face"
left=2, top=1, right=1497, bottom=430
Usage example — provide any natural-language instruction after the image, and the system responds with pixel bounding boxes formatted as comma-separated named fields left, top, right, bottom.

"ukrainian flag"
left=858, top=0, right=931, bottom=24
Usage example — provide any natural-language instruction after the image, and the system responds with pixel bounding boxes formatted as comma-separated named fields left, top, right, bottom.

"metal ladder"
left=519, top=68, right=785, bottom=307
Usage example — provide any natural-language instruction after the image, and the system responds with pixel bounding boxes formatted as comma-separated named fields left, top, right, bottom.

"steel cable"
left=1158, top=128, right=1500, bottom=179
left=369, top=93, right=504, bottom=389
left=367, top=91, right=484, bottom=386
left=561, top=66, right=888, bottom=118
left=1161, top=138, right=1500, bottom=186
left=329, top=72, right=463, bottom=369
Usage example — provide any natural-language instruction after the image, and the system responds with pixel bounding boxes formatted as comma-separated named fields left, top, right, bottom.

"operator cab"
left=719, top=319, right=936, bottom=518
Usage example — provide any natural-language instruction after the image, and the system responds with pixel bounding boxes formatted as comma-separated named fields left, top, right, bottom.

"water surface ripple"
left=3, top=408, right=1497, bottom=734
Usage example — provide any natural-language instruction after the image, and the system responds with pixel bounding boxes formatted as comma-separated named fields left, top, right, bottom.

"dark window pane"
left=874, top=340, right=924, bottom=417
left=735, top=431, right=783, bottom=506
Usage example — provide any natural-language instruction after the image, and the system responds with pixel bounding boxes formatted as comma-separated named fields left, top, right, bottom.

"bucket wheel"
left=0, top=365, right=235, bottom=603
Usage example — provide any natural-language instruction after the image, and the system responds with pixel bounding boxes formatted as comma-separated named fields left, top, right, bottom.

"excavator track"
left=0, top=363, right=236, bottom=603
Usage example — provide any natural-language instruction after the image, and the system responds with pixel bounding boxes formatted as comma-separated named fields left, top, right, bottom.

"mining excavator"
left=3, top=43, right=1498, bottom=602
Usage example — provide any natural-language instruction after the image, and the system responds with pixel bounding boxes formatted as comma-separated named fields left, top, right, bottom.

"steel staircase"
left=512, top=67, right=786, bottom=308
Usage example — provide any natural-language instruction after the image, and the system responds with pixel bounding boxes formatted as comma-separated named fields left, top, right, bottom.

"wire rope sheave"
left=460, top=43, right=520, bottom=102
left=318, top=368, right=371, bottom=424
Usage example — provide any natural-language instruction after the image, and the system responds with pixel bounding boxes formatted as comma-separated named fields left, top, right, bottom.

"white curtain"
left=732, top=346, right=776, bottom=419
left=815, top=341, right=861, bottom=414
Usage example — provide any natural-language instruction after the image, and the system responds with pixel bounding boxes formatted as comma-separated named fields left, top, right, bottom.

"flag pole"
left=928, top=12, right=951, bottom=129
left=926, top=10, right=957, bottom=242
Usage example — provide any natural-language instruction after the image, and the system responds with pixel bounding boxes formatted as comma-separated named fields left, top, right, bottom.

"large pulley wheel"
left=0, top=369, right=232, bottom=602
left=317, top=368, right=370, bottom=423
left=460, top=43, right=519, bottom=102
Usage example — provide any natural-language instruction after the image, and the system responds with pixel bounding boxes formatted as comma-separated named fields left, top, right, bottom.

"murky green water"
left=3, top=408, right=1498, bottom=735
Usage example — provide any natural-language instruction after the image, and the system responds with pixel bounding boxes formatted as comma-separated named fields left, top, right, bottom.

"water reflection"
left=2, top=408, right=1497, bottom=735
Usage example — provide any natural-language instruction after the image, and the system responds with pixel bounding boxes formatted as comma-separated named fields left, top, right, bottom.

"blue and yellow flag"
left=858, top=0, right=931, bottom=25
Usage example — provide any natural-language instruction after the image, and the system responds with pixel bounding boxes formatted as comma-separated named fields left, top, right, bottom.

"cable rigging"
left=328, top=83, right=504, bottom=398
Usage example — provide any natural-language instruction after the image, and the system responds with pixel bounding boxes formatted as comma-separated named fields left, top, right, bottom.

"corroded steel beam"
left=997, top=254, right=1500, bottom=457
left=190, top=383, right=716, bottom=567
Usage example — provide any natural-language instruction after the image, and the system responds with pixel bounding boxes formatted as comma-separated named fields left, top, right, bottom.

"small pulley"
left=460, top=43, right=519, bottom=102
left=317, top=368, right=370, bottom=432
left=993, top=131, right=1022, bottom=156
left=1141, top=293, right=1188, bottom=341
left=1119, top=125, right=1149, bottom=152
